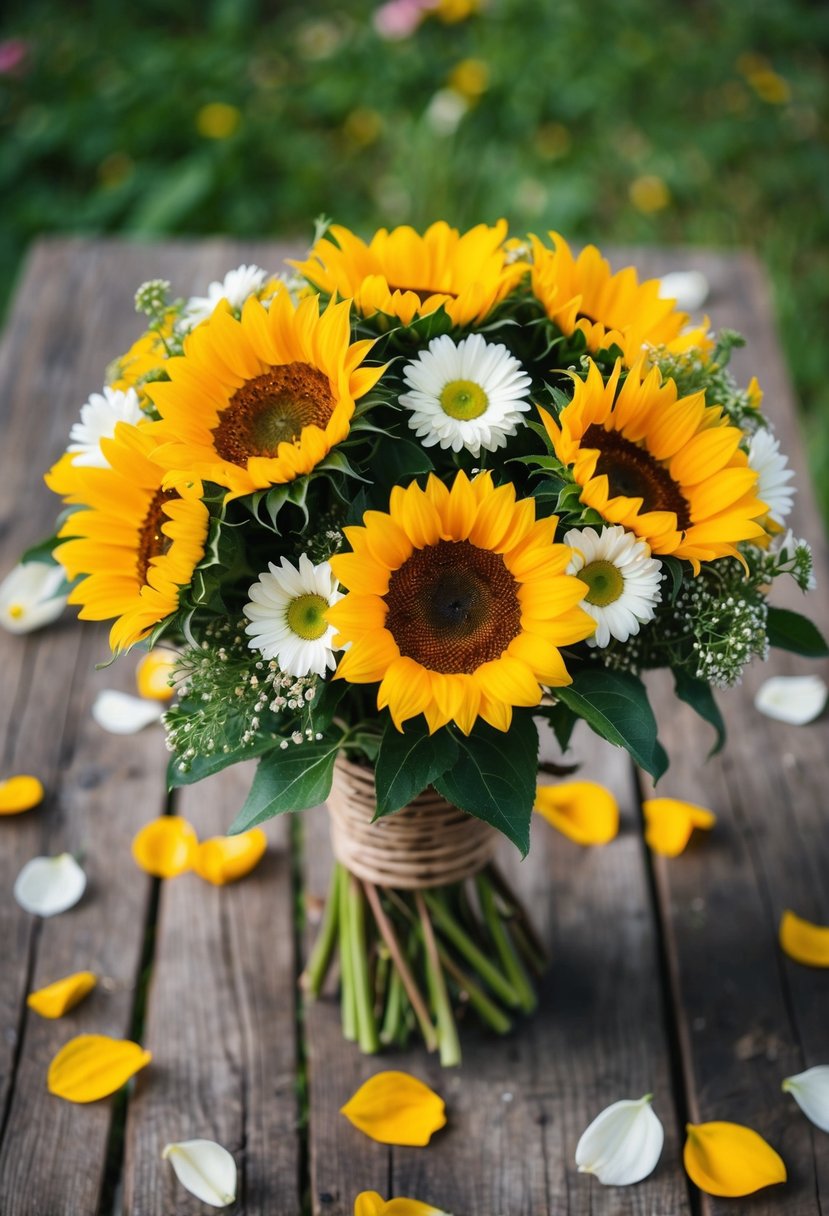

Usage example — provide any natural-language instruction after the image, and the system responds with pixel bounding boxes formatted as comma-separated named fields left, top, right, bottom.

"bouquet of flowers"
left=35, top=221, right=822, bottom=1064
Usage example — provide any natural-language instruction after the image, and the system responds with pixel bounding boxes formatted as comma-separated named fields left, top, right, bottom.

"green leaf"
left=535, top=701, right=578, bottom=752
left=228, top=739, right=341, bottom=834
left=20, top=534, right=63, bottom=566
left=433, top=714, right=539, bottom=856
left=374, top=436, right=434, bottom=488
left=766, top=606, right=829, bottom=657
left=374, top=716, right=459, bottom=818
left=167, top=732, right=282, bottom=788
left=673, top=669, right=726, bottom=756
left=556, top=668, right=668, bottom=780
left=660, top=555, right=685, bottom=605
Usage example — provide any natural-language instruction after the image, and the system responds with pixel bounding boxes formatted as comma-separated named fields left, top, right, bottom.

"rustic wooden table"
left=0, top=238, right=826, bottom=1216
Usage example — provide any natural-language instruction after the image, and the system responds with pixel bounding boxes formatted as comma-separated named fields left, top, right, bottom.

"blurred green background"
left=2, top=0, right=828, bottom=515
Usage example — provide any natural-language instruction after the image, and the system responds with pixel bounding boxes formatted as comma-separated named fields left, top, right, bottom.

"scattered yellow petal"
left=355, top=1196, right=385, bottom=1216
left=0, top=774, right=44, bottom=815
left=194, top=828, right=268, bottom=886
left=642, top=798, right=716, bottom=857
left=534, top=781, right=619, bottom=845
left=341, top=1071, right=447, bottom=1147
left=779, top=909, right=829, bottom=967
left=354, top=1194, right=447, bottom=1216
left=135, top=648, right=177, bottom=701
left=131, top=816, right=199, bottom=878
left=27, top=971, right=96, bottom=1019
left=684, top=1122, right=786, bottom=1197
left=48, top=1034, right=151, bottom=1103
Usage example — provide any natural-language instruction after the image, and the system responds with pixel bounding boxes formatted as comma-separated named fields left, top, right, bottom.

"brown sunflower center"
left=212, top=364, right=334, bottom=466
left=584, top=424, right=692, bottom=529
left=137, top=488, right=177, bottom=585
left=383, top=539, right=522, bottom=674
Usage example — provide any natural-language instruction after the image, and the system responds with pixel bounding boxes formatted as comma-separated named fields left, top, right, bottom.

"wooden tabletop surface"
left=0, top=238, right=826, bottom=1216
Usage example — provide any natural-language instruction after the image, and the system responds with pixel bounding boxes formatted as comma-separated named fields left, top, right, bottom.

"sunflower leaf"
left=228, top=739, right=341, bottom=833
left=766, top=606, right=829, bottom=657
left=673, top=669, right=726, bottom=756
left=556, top=668, right=668, bottom=781
left=374, top=717, right=459, bottom=819
left=373, top=437, right=435, bottom=488
left=434, top=715, right=538, bottom=855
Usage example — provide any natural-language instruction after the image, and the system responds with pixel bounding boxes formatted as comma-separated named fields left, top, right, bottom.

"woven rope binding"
left=328, top=754, right=497, bottom=889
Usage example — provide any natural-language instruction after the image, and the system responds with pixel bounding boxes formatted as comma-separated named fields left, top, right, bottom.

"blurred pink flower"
left=0, top=39, right=29, bottom=76
left=373, top=0, right=435, bottom=40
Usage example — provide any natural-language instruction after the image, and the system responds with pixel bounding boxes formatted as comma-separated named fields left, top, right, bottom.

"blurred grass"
left=1, top=0, right=827, bottom=516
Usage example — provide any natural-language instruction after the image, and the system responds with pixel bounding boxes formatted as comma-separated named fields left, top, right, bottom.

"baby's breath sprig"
left=654, top=331, right=763, bottom=430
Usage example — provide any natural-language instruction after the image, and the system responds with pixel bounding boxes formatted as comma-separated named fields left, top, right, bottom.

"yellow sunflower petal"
left=0, top=774, right=45, bottom=814
left=131, top=816, right=199, bottom=878
left=642, top=798, right=716, bottom=857
left=779, top=910, right=829, bottom=967
left=535, top=781, right=619, bottom=845
left=27, top=971, right=97, bottom=1019
left=194, top=829, right=268, bottom=885
left=683, top=1122, right=786, bottom=1197
left=340, top=1071, right=447, bottom=1147
left=135, top=648, right=177, bottom=701
left=48, top=1034, right=152, bottom=1103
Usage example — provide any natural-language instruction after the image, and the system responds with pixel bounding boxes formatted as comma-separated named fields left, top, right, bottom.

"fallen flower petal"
left=14, top=854, right=86, bottom=916
left=341, top=1071, right=447, bottom=1146
left=194, top=829, right=268, bottom=886
left=575, top=1094, right=664, bottom=1185
left=684, top=1121, right=786, bottom=1197
left=779, top=909, right=829, bottom=967
left=754, top=675, right=827, bottom=725
left=0, top=774, right=44, bottom=814
left=92, top=690, right=163, bottom=735
left=0, top=561, right=67, bottom=634
left=782, top=1065, right=829, bottom=1132
left=48, top=1034, right=151, bottom=1103
left=136, top=648, right=178, bottom=701
left=27, top=971, right=97, bottom=1019
left=642, top=798, right=716, bottom=857
left=162, top=1139, right=237, bottom=1208
left=132, top=817, right=199, bottom=878
left=534, top=781, right=619, bottom=846
left=354, top=1194, right=449, bottom=1216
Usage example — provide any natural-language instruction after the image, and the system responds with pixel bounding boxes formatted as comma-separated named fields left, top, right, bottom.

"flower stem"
left=422, top=889, right=521, bottom=1009
left=380, top=964, right=404, bottom=1045
left=416, top=891, right=461, bottom=1068
left=337, top=864, right=357, bottom=1042
left=476, top=874, right=537, bottom=1014
left=348, top=875, right=379, bottom=1054
left=301, top=863, right=340, bottom=997
left=363, top=879, right=438, bottom=1052
left=438, top=951, right=512, bottom=1035
left=487, top=861, right=548, bottom=971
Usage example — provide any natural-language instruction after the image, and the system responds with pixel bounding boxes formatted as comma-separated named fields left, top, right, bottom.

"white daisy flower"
left=67, top=386, right=143, bottom=467
left=182, top=264, right=270, bottom=328
left=399, top=332, right=532, bottom=457
left=565, top=525, right=663, bottom=648
left=243, top=554, right=342, bottom=677
left=747, top=427, right=795, bottom=526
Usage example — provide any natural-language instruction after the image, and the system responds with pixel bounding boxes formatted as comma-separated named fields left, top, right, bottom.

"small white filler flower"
left=182, top=264, right=270, bottom=327
left=564, top=525, right=662, bottom=648
left=243, top=554, right=342, bottom=677
left=747, top=427, right=795, bottom=526
left=67, top=386, right=143, bottom=468
left=400, top=332, right=532, bottom=457
left=576, top=1094, right=664, bottom=1186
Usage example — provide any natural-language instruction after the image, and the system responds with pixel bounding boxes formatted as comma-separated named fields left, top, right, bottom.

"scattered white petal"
left=754, top=675, right=827, bottom=725
left=783, top=1066, right=829, bottom=1132
left=14, top=854, right=87, bottom=917
left=67, top=386, right=144, bottom=467
left=92, top=690, right=163, bottom=734
left=163, top=1139, right=237, bottom=1207
left=243, top=553, right=342, bottom=677
left=576, top=1094, right=664, bottom=1186
left=0, top=562, right=67, bottom=634
left=658, top=270, right=709, bottom=311
left=564, top=525, right=662, bottom=648
left=747, top=428, right=795, bottom=526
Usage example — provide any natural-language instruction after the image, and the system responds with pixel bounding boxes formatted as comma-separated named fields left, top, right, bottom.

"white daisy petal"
left=782, top=1066, right=829, bottom=1132
left=400, top=333, right=532, bottom=457
left=747, top=428, right=795, bottom=526
left=0, top=562, right=67, bottom=634
left=92, top=690, right=164, bottom=734
left=14, top=854, right=87, bottom=917
left=576, top=1095, right=664, bottom=1186
left=754, top=675, right=827, bottom=725
left=658, top=270, right=710, bottom=311
left=163, top=1139, right=237, bottom=1207
left=243, top=555, right=342, bottom=677
left=182, top=264, right=270, bottom=328
left=564, top=525, right=663, bottom=648
left=67, top=387, right=144, bottom=467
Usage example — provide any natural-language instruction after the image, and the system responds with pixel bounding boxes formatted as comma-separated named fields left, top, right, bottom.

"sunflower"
left=540, top=360, right=768, bottom=571
left=290, top=220, right=527, bottom=328
left=530, top=232, right=711, bottom=365
left=52, top=422, right=209, bottom=652
left=327, top=471, right=594, bottom=734
left=147, top=288, right=382, bottom=498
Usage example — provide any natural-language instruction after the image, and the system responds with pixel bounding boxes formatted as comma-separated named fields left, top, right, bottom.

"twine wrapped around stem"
left=328, top=755, right=497, bottom=889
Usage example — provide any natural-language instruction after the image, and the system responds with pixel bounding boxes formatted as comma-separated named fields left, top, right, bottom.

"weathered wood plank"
left=632, top=249, right=829, bottom=1214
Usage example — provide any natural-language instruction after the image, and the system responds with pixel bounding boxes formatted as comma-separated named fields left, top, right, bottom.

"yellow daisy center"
left=584, top=424, right=691, bottom=529
left=286, top=593, right=329, bottom=641
left=580, top=559, right=624, bottom=607
left=384, top=539, right=522, bottom=674
left=137, top=488, right=177, bottom=584
left=212, top=364, right=334, bottom=465
left=440, top=379, right=489, bottom=421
